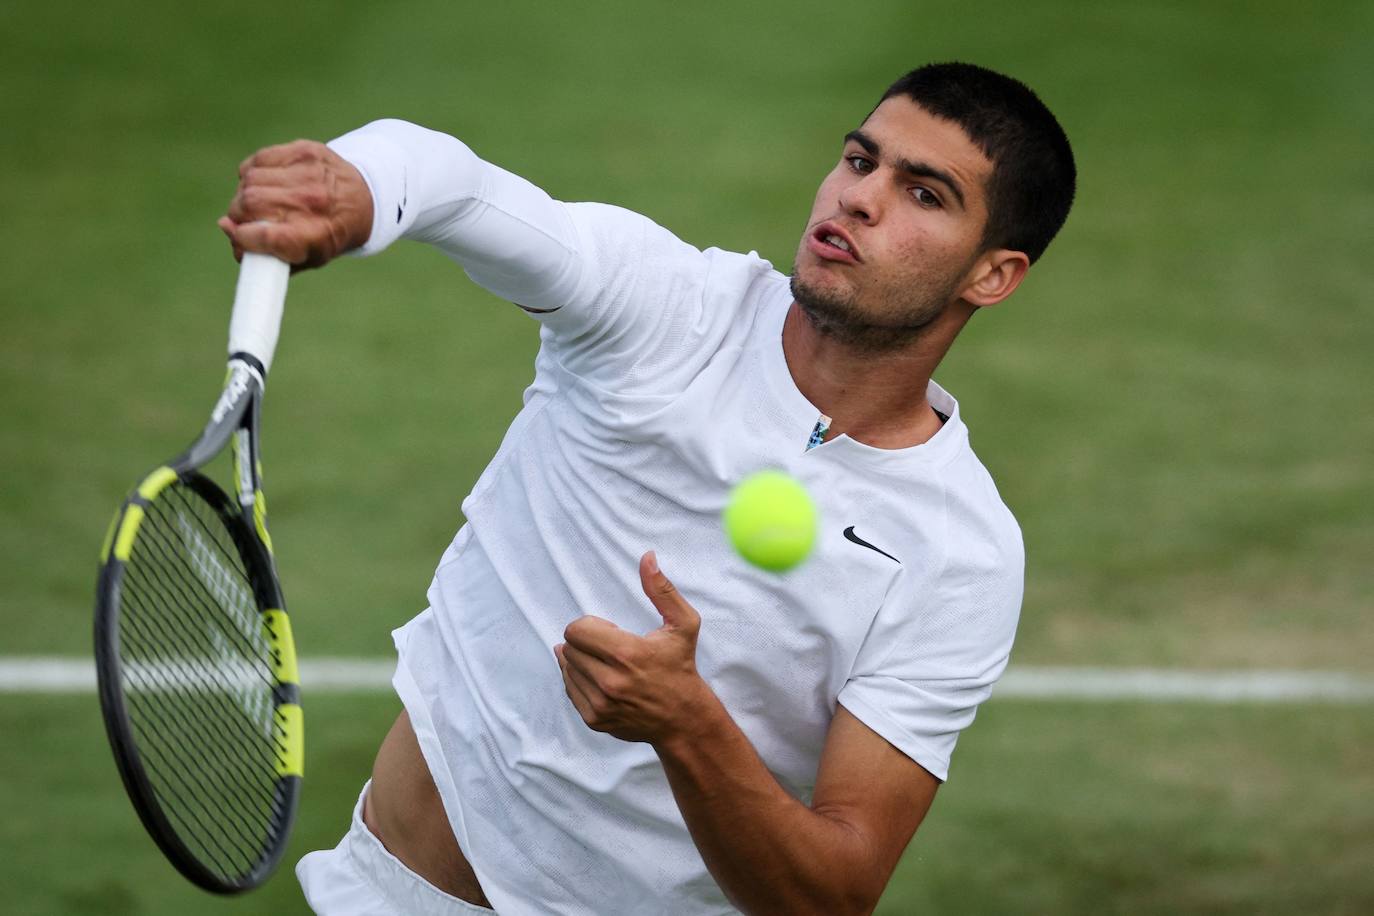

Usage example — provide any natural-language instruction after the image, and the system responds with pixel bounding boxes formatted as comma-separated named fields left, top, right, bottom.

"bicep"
left=811, top=704, right=940, bottom=890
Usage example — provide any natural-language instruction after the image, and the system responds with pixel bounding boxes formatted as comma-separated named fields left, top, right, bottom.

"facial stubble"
left=788, top=261, right=965, bottom=355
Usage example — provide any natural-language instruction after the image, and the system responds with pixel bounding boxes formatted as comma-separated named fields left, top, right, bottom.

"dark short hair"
left=878, top=62, right=1076, bottom=264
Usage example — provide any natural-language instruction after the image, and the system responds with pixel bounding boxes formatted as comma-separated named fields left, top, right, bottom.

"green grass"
left=2, top=0, right=1372, bottom=912
left=3, top=0, right=1371, bottom=665
left=0, top=694, right=396, bottom=916
left=882, top=698, right=1374, bottom=914
left=3, top=696, right=1370, bottom=915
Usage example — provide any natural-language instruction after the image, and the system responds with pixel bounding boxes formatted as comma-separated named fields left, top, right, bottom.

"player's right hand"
left=218, top=140, right=374, bottom=271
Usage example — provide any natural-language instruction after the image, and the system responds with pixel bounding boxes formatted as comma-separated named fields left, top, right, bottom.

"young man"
left=219, top=62, right=1075, bottom=915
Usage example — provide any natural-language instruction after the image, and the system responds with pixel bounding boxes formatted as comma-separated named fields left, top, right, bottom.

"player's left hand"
left=556, top=551, right=716, bottom=744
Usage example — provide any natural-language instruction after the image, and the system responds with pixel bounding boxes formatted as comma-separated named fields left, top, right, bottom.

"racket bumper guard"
left=274, top=704, right=304, bottom=777
left=261, top=609, right=299, bottom=685
left=112, top=505, right=145, bottom=562
left=137, top=466, right=179, bottom=501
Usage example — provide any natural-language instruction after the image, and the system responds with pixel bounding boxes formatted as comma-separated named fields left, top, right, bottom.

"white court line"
left=1, top=657, right=1372, bottom=702
left=995, top=667, right=1374, bottom=703
left=0, top=657, right=394, bottom=694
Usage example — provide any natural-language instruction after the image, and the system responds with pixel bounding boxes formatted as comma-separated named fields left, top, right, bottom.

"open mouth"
left=809, top=224, right=860, bottom=262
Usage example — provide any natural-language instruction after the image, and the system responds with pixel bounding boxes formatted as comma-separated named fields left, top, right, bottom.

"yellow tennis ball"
left=722, top=470, right=817, bottom=572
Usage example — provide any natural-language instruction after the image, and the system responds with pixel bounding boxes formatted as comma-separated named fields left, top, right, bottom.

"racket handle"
left=228, top=252, right=291, bottom=375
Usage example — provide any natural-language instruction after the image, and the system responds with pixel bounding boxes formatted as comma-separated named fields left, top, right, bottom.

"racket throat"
left=233, top=429, right=255, bottom=508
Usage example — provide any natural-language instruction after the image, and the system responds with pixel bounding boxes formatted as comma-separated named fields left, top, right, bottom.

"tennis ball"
left=722, top=470, right=817, bottom=572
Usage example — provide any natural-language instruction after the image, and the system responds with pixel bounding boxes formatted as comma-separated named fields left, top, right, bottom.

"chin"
left=790, top=269, right=856, bottom=325
left=791, top=258, right=850, bottom=298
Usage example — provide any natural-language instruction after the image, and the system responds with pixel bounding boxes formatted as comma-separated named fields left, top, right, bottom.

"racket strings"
left=117, top=594, right=277, bottom=801
left=116, top=481, right=288, bottom=882
left=123, top=504, right=282, bottom=760
left=134, top=517, right=274, bottom=677
left=125, top=518, right=280, bottom=768
left=120, top=690, right=267, bottom=873
left=120, top=534, right=283, bottom=877
left=121, top=545, right=281, bottom=874
left=129, top=519, right=279, bottom=738
left=119, top=605, right=279, bottom=877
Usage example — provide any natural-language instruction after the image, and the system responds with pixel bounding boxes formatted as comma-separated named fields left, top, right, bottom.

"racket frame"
left=94, top=352, right=303, bottom=894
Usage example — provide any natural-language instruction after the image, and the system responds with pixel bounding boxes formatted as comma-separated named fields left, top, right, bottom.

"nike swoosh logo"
left=843, top=526, right=900, bottom=564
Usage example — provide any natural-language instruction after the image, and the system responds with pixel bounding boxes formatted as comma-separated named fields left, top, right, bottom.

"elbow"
left=719, top=809, right=897, bottom=916
left=738, top=894, right=879, bottom=916
left=823, top=880, right=885, bottom=916
left=729, top=872, right=884, bottom=916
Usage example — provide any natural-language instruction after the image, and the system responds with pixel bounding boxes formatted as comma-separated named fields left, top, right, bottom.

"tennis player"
left=220, top=62, right=1075, bottom=915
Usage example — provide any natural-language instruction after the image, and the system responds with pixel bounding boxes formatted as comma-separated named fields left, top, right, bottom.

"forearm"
left=327, top=119, right=582, bottom=309
left=654, top=698, right=882, bottom=916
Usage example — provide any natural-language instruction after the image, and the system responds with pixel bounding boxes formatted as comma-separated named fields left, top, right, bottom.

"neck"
left=782, top=300, right=973, bottom=449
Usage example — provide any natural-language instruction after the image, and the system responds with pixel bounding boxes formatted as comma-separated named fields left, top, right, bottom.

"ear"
left=961, top=249, right=1030, bottom=308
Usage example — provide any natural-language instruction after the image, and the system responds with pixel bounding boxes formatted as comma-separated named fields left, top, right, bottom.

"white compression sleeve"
left=327, top=119, right=584, bottom=311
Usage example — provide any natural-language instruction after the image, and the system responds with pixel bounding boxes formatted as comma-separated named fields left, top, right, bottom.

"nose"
left=838, top=172, right=881, bottom=225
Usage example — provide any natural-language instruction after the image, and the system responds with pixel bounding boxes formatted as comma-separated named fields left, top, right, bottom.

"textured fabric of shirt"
left=329, top=120, right=1024, bottom=916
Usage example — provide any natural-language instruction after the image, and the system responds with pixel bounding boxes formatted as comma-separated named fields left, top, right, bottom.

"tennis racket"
left=94, top=252, right=302, bottom=894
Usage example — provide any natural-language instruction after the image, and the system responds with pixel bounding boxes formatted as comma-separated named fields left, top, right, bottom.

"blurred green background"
left=2, top=0, right=1370, bottom=912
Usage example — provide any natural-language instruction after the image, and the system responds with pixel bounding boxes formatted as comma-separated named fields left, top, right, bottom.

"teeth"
left=824, top=234, right=851, bottom=252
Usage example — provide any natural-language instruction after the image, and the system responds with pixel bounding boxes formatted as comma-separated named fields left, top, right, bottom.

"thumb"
left=639, top=551, right=700, bottom=634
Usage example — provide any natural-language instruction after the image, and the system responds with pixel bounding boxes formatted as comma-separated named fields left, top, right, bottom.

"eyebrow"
left=843, top=129, right=967, bottom=210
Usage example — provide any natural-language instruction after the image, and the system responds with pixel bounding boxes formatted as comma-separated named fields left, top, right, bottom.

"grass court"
left=2, top=1, right=1370, bottom=912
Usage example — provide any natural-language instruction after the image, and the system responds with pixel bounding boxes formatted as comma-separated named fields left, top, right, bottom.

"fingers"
left=638, top=551, right=701, bottom=634
left=217, top=217, right=244, bottom=263
left=563, top=615, right=633, bottom=663
left=561, top=641, right=620, bottom=687
left=238, top=162, right=330, bottom=189
left=227, top=168, right=335, bottom=226
left=555, top=643, right=606, bottom=727
left=222, top=219, right=310, bottom=265
left=226, top=183, right=297, bottom=225
left=221, top=201, right=350, bottom=269
left=222, top=140, right=373, bottom=269
left=239, top=139, right=326, bottom=176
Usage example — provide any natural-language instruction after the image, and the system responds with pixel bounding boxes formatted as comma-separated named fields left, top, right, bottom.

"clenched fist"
left=218, top=140, right=373, bottom=271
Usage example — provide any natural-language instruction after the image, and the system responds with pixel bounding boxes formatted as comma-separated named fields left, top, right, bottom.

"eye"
left=912, top=187, right=942, bottom=208
left=845, top=154, right=874, bottom=175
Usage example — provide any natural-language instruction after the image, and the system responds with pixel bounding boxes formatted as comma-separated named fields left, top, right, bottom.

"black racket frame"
left=93, top=353, right=301, bottom=894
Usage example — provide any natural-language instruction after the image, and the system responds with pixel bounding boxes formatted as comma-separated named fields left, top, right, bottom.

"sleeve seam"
left=837, top=693, right=950, bottom=782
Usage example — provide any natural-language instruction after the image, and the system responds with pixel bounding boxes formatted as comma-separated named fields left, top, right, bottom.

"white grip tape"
left=227, top=252, right=291, bottom=374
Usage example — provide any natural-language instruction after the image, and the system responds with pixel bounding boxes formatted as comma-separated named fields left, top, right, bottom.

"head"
left=791, top=62, right=1076, bottom=353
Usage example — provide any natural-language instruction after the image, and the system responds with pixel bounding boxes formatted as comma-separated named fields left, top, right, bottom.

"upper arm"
left=810, top=704, right=940, bottom=900
left=329, top=121, right=773, bottom=397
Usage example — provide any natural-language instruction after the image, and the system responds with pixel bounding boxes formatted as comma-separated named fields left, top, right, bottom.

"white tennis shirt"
left=328, top=120, right=1024, bottom=915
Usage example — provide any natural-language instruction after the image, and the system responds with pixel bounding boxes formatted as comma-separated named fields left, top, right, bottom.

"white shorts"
left=296, top=782, right=495, bottom=915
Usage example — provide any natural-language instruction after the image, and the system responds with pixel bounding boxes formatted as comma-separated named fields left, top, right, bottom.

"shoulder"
left=870, top=389, right=1025, bottom=623
left=921, top=385, right=1022, bottom=566
left=923, top=429, right=1025, bottom=643
left=943, top=447, right=1022, bottom=565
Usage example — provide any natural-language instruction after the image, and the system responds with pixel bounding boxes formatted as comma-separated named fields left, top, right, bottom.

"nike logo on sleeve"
left=843, top=526, right=900, bottom=564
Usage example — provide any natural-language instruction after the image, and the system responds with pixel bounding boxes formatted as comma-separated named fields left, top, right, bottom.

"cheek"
left=809, top=171, right=847, bottom=219
left=893, top=217, right=971, bottom=271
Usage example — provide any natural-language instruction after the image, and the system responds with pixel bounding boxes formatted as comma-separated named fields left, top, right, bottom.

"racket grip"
left=228, top=252, right=291, bottom=375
